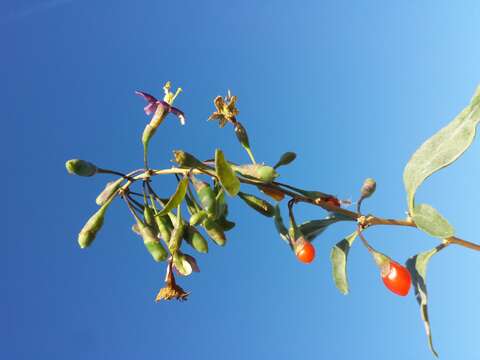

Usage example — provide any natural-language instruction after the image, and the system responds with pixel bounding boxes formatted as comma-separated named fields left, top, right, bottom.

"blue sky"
left=2, top=1, right=480, bottom=359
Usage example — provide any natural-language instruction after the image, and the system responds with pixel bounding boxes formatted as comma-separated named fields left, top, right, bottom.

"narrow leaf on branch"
left=156, top=177, right=189, bottom=217
left=406, top=243, right=447, bottom=358
left=403, top=85, right=480, bottom=211
left=215, top=149, right=240, bottom=196
left=238, top=191, right=275, bottom=217
left=299, top=214, right=351, bottom=242
left=330, top=232, right=358, bottom=295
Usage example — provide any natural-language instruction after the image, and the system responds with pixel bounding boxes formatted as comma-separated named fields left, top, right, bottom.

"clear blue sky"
left=2, top=1, right=480, bottom=359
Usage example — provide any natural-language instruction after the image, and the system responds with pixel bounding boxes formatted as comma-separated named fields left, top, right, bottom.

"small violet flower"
left=136, top=81, right=186, bottom=125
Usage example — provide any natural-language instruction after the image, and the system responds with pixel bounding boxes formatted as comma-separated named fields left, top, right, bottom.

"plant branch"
left=116, top=166, right=480, bottom=252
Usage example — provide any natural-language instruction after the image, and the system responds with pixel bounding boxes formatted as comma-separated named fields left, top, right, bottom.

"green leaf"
left=156, top=177, right=189, bottom=216
left=403, top=85, right=480, bottom=211
left=238, top=191, right=275, bottom=217
left=406, top=244, right=447, bottom=358
left=299, top=214, right=351, bottom=242
left=215, top=149, right=240, bottom=196
left=273, top=205, right=290, bottom=246
left=412, top=203, right=454, bottom=238
left=271, top=183, right=330, bottom=201
left=330, top=232, right=358, bottom=295
left=274, top=152, right=296, bottom=169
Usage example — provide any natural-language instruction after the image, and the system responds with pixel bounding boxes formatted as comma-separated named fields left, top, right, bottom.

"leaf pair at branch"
left=403, top=85, right=480, bottom=238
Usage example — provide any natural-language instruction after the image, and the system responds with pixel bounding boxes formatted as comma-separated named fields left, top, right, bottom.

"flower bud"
left=77, top=194, right=116, bottom=248
left=154, top=214, right=173, bottom=243
left=361, top=178, right=376, bottom=198
left=203, top=218, right=226, bottom=246
left=191, top=177, right=217, bottom=217
left=138, top=222, right=168, bottom=262
left=95, top=178, right=123, bottom=206
left=216, top=216, right=236, bottom=232
left=232, top=164, right=279, bottom=183
left=65, top=159, right=97, bottom=177
left=189, top=210, right=207, bottom=226
left=274, top=152, right=296, bottom=169
left=169, top=217, right=185, bottom=253
left=143, top=206, right=157, bottom=229
left=173, top=150, right=210, bottom=170
left=234, top=122, right=251, bottom=149
left=184, top=225, right=209, bottom=253
left=78, top=208, right=105, bottom=248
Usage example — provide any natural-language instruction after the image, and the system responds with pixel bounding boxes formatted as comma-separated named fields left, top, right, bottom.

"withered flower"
left=155, top=260, right=190, bottom=302
left=208, top=91, right=239, bottom=128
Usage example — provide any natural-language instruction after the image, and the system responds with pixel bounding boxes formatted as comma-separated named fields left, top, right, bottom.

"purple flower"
left=135, top=90, right=186, bottom=125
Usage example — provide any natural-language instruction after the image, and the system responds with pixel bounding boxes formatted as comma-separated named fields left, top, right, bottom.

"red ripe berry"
left=295, top=238, right=316, bottom=264
left=381, top=261, right=412, bottom=296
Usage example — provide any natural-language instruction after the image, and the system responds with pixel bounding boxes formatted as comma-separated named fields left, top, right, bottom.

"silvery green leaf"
left=406, top=243, right=447, bottom=358
left=299, top=214, right=350, bottom=242
left=330, top=232, right=358, bottom=295
left=412, top=203, right=454, bottom=239
left=403, top=86, right=480, bottom=211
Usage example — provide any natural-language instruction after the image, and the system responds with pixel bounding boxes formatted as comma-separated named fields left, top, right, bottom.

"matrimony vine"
left=66, top=81, right=480, bottom=357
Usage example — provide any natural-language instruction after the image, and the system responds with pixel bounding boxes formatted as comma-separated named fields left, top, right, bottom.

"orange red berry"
left=381, top=261, right=411, bottom=296
left=295, top=238, right=316, bottom=264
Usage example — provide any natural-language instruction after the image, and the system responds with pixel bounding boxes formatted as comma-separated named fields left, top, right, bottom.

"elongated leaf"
left=403, top=86, right=480, bottom=211
left=412, top=203, right=454, bottom=239
left=238, top=191, right=275, bottom=217
left=271, top=183, right=330, bottom=201
left=299, top=214, right=350, bottom=242
left=330, top=232, right=358, bottom=295
left=156, top=177, right=189, bottom=216
left=406, top=244, right=447, bottom=358
left=215, top=149, right=240, bottom=196
left=273, top=205, right=290, bottom=246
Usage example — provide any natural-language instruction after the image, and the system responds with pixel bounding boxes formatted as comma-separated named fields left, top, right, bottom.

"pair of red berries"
left=294, top=239, right=411, bottom=297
